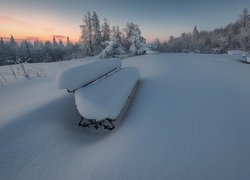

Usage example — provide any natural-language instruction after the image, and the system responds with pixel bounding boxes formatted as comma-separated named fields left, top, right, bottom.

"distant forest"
left=153, top=9, right=250, bottom=53
left=0, top=11, right=146, bottom=66
left=0, top=9, right=250, bottom=66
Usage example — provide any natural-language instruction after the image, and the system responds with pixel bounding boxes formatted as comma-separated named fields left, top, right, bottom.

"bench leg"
left=102, top=119, right=115, bottom=130
left=78, top=117, right=115, bottom=130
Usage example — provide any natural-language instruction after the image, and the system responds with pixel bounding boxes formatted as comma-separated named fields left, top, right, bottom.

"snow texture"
left=1, top=53, right=250, bottom=180
left=75, top=67, right=139, bottom=120
left=227, top=50, right=244, bottom=55
left=56, top=58, right=121, bottom=91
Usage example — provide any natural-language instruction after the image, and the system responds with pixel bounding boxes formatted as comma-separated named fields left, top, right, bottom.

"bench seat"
left=75, top=67, right=139, bottom=121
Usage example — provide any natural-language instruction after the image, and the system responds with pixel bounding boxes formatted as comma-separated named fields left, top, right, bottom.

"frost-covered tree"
left=239, top=9, right=249, bottom=29
left=99, top=25, right=125, bottom=58
left=80, top=11, right=93, bottom=56
left=112, top=25, right=122, bottom=41
left=0, top=38, right=6, bottom=65
left=238, top=9, right=250, bottom=50
left=129, top=29, right=146, bottom=55
left=101, top=17, right=111, bottom=43
left=92, top=11, right=103, bottom=55
left=17, top=40, right=32, bottom=63
left=192, top=26, right=199, bottom=50
left=31, top=40, right=46, bottom=62
left=123, top=22, right=139, bottom=50
left=98, top=37, right=125, bottom=59
left=5, top=35, right=18, bottom=63
left=65, top=37, right=73, bottom=59
left=49, top=37, right=64, bottom=61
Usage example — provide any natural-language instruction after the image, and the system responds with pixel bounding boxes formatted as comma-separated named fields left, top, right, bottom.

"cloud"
left=0, top=16, right=33, bottom=27
left=25, top=37, right=40, bottom=41
left=50, top=35, right=67, bottom=39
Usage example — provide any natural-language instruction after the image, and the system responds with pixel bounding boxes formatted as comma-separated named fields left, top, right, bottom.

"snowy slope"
left=1, top=53, right=250, bottom=180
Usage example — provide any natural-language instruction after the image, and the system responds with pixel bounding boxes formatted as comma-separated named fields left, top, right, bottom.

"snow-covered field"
left=0, top=53, right=250, bottom=180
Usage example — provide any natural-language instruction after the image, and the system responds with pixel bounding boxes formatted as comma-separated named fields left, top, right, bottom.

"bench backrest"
left=56, top=59, right=122, bottom=92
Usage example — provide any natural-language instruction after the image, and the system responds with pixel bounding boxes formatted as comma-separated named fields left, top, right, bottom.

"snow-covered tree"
left=80, top=11, right=93, bottom=56
left=5, top=35, right=18, bottom=63
left=123, top=22, right=139, bottom=50
left=111, top=25, right=122, bottom=41
left=98, top=37, right=125, bottom=59
left=192, top=26, right=199, bottom=50
left=0, top=38, right=7, bottom=65
left=238, top=9, right=250, bottom=50
left=101, top=17, right=111, bottom=43
left=30, top=40, right=46, bottom=62
left=129, top=29, right=146, bottom=55
left=92, top=11, right=103, bottom=55
left=98, top=25, right=125, bottom=58
left=17, top=40, right=32, bottom=63
left=239, top=9, right=249, bottom=29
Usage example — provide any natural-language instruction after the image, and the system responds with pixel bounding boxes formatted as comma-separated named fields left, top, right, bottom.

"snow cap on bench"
left=56, top=59, right=122, bottom=91
left=75, top=67, right=139, bottom=120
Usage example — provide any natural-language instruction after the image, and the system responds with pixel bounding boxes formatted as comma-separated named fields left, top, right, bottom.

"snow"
left=227, top=50, right=244, bottom=55
left=0, top=57, right=96, bottom=86
left=1, top=53, right=250, bottom=180
left=98, top=38, right=125, bottom=59
left=247, top=57, right=250, bottom=63
left=75, top=67, right=139, bottom=120
left=56, top=58, right=121, bottom=91
left=145, top=48, right=159, bottom=54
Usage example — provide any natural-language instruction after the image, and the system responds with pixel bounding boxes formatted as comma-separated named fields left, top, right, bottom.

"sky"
left=0, top=0, right=250, bottom=43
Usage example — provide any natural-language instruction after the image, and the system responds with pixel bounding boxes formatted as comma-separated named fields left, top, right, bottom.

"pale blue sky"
left=1, top=0, right=250, bottom=42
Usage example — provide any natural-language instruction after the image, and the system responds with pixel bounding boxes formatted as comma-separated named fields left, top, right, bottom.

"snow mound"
left=146, top=48, right=159, bottom=54
left=56, top=59, right=122, bottom=91
left=227, top=50, right=244, bottom=55
left=74, top=67, right=139, bottom=120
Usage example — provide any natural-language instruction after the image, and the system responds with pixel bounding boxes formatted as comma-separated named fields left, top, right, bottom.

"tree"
left=124, top=22, right=140, bottom=50
left=80, top=11, right=93, bottom=56
left=239, top=8, right=248, bottom=29
left=99, top=25, right=125, bottom=58
left=192, top=26, right=199, bottom=50
left=17, top=40, right=32, bottom=63
left=111, top=25, right=122, bottom=41
left=92, top=11, right=103, bottom=55
left=98, top=37, right=125, bottom=59
left=101, top=17, right=111, bottom=42
left=239, top=9, right=250, bottom=50
left=129, top=28, right=146, bottom=55
left=0, top=38, right=7, bottom=65
left=31, top=40, right=46, bottom=62
left=6, top=35, right=18, bottom=63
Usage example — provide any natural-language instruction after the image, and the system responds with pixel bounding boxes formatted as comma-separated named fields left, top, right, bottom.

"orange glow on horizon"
left=0, top=15, right=80, bottom=43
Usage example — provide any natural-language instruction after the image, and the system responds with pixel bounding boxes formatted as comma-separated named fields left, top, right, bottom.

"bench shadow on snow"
left=0, top=93, right=113, bottom=147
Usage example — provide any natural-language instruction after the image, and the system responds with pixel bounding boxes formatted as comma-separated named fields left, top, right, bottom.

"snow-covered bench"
left=56, top=59, right=139, bottom=130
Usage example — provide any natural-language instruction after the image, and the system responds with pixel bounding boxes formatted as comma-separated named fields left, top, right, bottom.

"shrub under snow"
left=98, top=38, right=125, bottom=59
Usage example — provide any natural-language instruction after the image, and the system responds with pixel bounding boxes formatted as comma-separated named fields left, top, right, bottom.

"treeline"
left=80, top=11, right=146, bottom=58
left=0, top=36, right=83, bottom=66
left=153, top=9, right=250, bottom=54
left=0, top=11, right=147, bottom=66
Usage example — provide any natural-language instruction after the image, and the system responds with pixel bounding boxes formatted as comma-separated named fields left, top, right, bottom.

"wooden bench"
left=56, top=59, right=139, bottom=130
